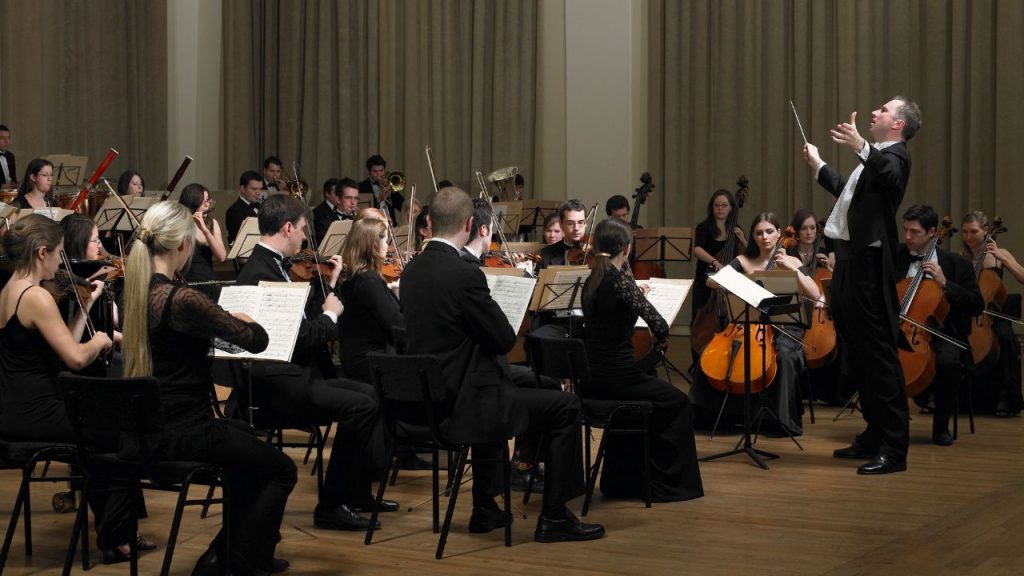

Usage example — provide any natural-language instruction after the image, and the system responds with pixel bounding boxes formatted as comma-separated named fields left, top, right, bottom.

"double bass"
left=801, top=221, right=838, bottom=369
left=690, top=176, right=748, bottom=354
left=627, top=173, right=664, bottom=280
left=967, top=217, right=1007, bottom=372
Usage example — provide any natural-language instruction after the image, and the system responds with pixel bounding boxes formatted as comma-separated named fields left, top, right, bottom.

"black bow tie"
left=276, top=254, right=292, bottom=272
left=909, top=253, right=925, bottom=263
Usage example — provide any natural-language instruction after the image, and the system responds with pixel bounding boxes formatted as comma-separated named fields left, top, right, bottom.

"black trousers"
left=831, top=246, right=909, bottom=459
left=471, top=387, right=582, bottom=517
left=921, top=337, right=963, bottom=435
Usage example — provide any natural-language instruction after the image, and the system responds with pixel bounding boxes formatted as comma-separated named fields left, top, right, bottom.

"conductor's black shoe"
left=534, top=510, right=606, bottom=543
left=856, top=453, right=907, bottom=475
left=314, top=504, right=380, bottom=531
left=833, top=443, right=876, bottom=459
left=468, top=506, right=511, bottom=534
left=932, top=430, right=954, bottom=446
left=351, top=498, right=400, bottom=513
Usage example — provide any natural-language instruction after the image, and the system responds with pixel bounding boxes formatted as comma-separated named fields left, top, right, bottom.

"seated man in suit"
left=0, top=124, right=15, bottom=188
left=533, top=199, right=590, bottom=339
left=897, top=204, right=983, bottom=445
left=359, top=154, right=404, bottom=221
left=236, top=194, right=396, bottom=530
left=402, top=186, right=605, bottom=542
left=225, top=170, right=264, bottom=245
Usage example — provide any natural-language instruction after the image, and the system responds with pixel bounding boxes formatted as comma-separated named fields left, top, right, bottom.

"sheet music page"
left=483, top=270, right=537, bottom=331
left=708, top=265, right=775, bottom=307
left=529, top=265, right=590, bottom=311
left=635, top=277, right=694, bottom=328
left=213, top=282, right=309, bottom=362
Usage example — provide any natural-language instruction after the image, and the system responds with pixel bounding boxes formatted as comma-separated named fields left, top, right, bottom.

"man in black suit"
left=537, top=199, right=588, bottom=270
left=262, top=155, right=286, bottom=192
left=236, top=194, right=396, bottom=531
left=0, top=124, right=15, bottom=187
left=312, top=177, right=357, bottom=245
left=402, top=186, right=604, bottom=542
left=897, top=204, right=983, bottom=445
left=225, top=170, right=264, bottom=245
left=358, top=154, right=404, bottom=222
left=804, top=96, right=922, bottom=474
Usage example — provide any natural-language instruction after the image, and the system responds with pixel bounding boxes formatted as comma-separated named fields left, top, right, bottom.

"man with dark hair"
left=402, top=186, right=604, bottom=542
left=537, top=199, right=588, bottom=269
left=0, top=124, right=15, bottom=187
left=897, top=204, right=982, bottom=445
left=358, top=154, right=404, bottom=221
left=803, top=96, right=922, bottom=474
left=236, top=194, right=397, bottom=531
left=262, top=155, right=286, bottom=192
left=312, top=178, right=349, bottom=244
left=605, top=195, right=630, bottom=220
left=225, top=170, right=265, bottom=245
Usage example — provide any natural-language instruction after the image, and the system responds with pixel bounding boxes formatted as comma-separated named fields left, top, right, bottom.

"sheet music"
left=21, top=207, right=73, bottom=221
left=708, top=265, right=775, bottom=307
left=529, top=265, right=590, bottom=311
left=635, top=277, right=694, bottom=328
left=213, top=282, right=309, bottom=362
left=483, top=270, right=537, bottom=331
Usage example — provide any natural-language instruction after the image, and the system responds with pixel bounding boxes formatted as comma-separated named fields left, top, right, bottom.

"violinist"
left=897, top=205, right=982, bottom=445
left=0, top=123, right=15, bottom=187
left=0, top=215, right=147, bottom=563
left=261, top=155, right=286, bottom=192
left=803, top=96, right=921, bottom=475
left=235, top=194, right=394, bottom=532
left=582, top=218, right=704, bottom=502
left=225, top=170, right=263, bottom=245
left=696, top=213, right=819, bottom=437
left=178, top=183, right=227, bottom=294
left=961, top=211, right=1021, bottom=416
left=542, top=212, right=563, bottom=245
left=691, top=189, right=746, bottom=323
left=536, top=199, right=588, bottom=269
left=116, top=170, right=145, bottom=198
left=11, top=158, right=54, bottom=209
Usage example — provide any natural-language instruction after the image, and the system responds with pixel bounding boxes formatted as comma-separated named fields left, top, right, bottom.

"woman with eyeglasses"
left=178, top=183, right=227, bottom=292
left=12, top=158, right=54, bottom=209
left=691, top=189, right=747, bottom=323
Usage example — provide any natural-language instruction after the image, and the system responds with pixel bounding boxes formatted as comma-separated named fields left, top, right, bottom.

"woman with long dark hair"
left=691, top=189, right=746, bottom=321
left=178, top=183, right=227, bottom=288
left=12, top=158, right=54, bottom=209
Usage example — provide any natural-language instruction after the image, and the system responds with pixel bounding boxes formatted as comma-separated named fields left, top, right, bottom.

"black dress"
left=691, top=221, right=728, bottom=322
left=146, top=274, right=296, bottom=575
left=184, top=241, right=220, bottom=299
left=582, top=266, right=704, bottom=502
left=339, top=270, right=402, bottom=383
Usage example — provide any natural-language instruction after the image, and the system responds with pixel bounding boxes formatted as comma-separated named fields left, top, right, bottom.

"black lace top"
left=582, top=266, right=669, bottom=384
left=147, top=274, right=268, bottom=434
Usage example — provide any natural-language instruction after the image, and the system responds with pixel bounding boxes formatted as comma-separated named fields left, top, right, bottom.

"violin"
left=42, top=268, right=94, bottom=305
left=800, top=221, right=838, bottom=369
left=288, top=249, right=336, bottom=282
left=691, top=175, right=749, bottom=354
left=700, top=226, right=795, bottom=394
left=897, top=217, right=956, bottom=397
left=967, top=217, right=1008, bottom=372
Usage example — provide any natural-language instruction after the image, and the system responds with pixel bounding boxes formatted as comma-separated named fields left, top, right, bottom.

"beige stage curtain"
left=222, top=0, right=537, bottom=204
left=0, top=0, right=168, bottom=190
left=648, top=0, right=1024, bottom=261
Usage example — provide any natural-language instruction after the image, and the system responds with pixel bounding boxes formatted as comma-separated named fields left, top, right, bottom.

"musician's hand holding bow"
left=323, top=292, right=344, bottom=317
left=326, top=254, right=344, bottom=287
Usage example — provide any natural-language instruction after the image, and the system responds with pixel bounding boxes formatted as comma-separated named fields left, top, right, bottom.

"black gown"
left=691, top=221, right=727, bottom=322
left=582, top=266, right=704, bottom=502
left=146, top=274, right=296, bottom=575
left=339, top=270, right=402, bottom=383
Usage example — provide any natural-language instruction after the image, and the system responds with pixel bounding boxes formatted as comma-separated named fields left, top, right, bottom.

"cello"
left=801, top=221, right=838, bottom=369
left=690, top=176, right=749, bottom=354
left=700, top=226, right=795, bottom=393
left=966, top=217, right=1007, bottom=373
left=897, top=217, right=957, bottom=397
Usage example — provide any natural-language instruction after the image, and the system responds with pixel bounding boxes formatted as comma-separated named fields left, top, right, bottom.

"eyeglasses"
left=89, top=238, right=102, bottom=244
left=37, top=172, right=54, bottom=179
left=713, top=203, right=731, bottom=209
left=565, top=220, right=587, bottom=228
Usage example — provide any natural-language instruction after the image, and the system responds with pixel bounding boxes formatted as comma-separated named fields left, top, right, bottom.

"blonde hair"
left=123, top=202, right=196, bottom=377
left=342, top=217, right=388, bottom=277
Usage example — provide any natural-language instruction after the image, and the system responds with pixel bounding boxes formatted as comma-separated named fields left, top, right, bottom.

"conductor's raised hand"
left=830, top=111, right=866, bottom=152
left=802, top=143, right=822, bottom=170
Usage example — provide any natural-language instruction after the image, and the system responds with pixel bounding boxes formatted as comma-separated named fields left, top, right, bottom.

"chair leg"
left=200, top=483, right=217, bottom=519
left=804, top=370, right=816, bottom=424
left=432, top=447, right=440, bottom=533
left=365, top=443, right=394, bottom=546
left=582, top=435, right=607, bottom=517
left=22, top=466, right=33, bottom=556
left=643, top=416, right=652, bottom=509
left=79, top=482, right=90, bottom=570
left=62, top=484, right=88, bottom=576
left=436, top=447, right=468, bottom=560
left=1, top=469, right=28, bottom=569
left=502, top=445, right=512, bottom=548
left=160, top=475, right=195, bottom=576
left=967, top=373, right=976, bottom=434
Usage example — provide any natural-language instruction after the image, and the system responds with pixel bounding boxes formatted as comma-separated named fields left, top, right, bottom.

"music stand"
left=227, top=217, right=261, bottom=261
left=492, top=202, right=523, bottom=237
left=528, top=265, right=590, bottom=335
left=357, top=192, right=374, bottom=210
left=44, top=154, right=88, bottom=186
left=700, top=267, right=805, bottom=470
left=18, top=207, right=73, bottom=222
left=318, top=220, right=353, bottom=257
left=519, top=200, right=560, bottom=240
left=634, top=227, right=693, bottom=266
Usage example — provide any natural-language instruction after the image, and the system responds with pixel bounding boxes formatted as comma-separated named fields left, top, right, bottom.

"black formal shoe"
left=313, top=504, right=380, bottom=531
left=856, top=453, right=907, bottom=475
left=534, top=510, right=606, bottom=543
left=509, top=466, right=544, bottom=493
left=932, top=430, right=954, bottom=446
left=351, top=498, right=400, bottom=513
left=833, top=443, right=876, bottom=459
left=101, top=547, right=132, bottom=565
left=469, top=506, right=511, bottom=534
left=191, top=546, right=221, bottom=576
left=270, top=557, right=290, bottom=573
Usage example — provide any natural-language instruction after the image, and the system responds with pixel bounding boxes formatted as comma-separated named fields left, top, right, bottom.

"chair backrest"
left=525, top=335, right=592, bottom=395
left=58, top=373, right=164, bottom=461
left=366, top=352, right=450, bottom=444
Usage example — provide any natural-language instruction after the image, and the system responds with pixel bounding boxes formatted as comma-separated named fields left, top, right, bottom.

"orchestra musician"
left=0, top=124, right=16, bottom=187
left=0, top=215, right=149, bottom=564
left=401, top=186, right=605, bottom=542
left=359, top=154, right=405, bottom=220
left=896, top=204, right=983, bottom=445
left=536, top=199, right=587, bottom=269
left=691, top=189, right=746, bottom=323
left=121, top=201, right=294, bottom=576
left=787, top=209, right=832, bottom=271
left=313, top=177, right=359, bottom=244
left=803, top=95, right=921, bottom=474
left=960, top=211, right=1022, bottom=416
left=234, top=194, right=395, bottom=532
left=262, top=155, right=286, bottom=192
left=116, top=170, right=145, bottom=198
left=581, top=217, right=704, bottom=502
left=542, top=212, right=563, bottom=245
left=605, top=195, right=630, bottom=221
left=61, top=214, right=122, bottom=371
left=225, top=170, right=263, bottom=245
left=12, top=158, right=54, bottom=209
left=178, top=183, right=227, bottom=294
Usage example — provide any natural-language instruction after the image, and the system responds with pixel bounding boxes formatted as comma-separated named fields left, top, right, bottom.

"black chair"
left=525, top=335, right=653, bottom=515
left=364, top=352, right=517, bottom=560
left=58, top=373, right=229, bottom=576
left=0, top=438, right=89, bottom=575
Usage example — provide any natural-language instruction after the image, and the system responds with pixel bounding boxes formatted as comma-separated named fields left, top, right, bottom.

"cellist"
left=691, top=189, right=747, bottom=325
left=961, top=211, right=1021, bottom=416
left=896, top=205, right=982, bottom=445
